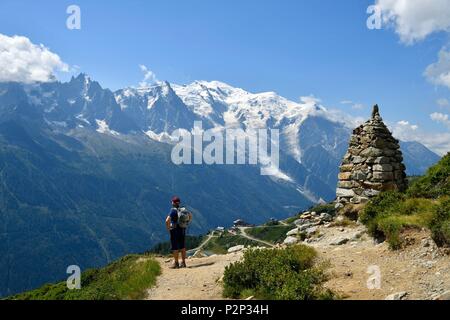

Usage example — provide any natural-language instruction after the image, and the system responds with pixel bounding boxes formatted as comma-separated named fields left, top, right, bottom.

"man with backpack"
left=165, top=196, right=192, bottom=269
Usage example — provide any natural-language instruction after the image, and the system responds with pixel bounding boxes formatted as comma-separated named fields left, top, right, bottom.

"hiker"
left=165, top=196, right=192, bottom=269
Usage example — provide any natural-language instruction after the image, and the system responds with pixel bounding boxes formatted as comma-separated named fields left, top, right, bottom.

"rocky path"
left=146, top=253, right=243, bottom=300
left=145, top=224, right=449, bottom=300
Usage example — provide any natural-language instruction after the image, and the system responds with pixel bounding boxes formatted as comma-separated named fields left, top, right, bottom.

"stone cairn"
left=336, top=105, right=407, bottom=205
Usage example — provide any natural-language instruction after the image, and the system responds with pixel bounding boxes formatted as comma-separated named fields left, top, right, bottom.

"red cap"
left=172, top=196, right=181, bottom=204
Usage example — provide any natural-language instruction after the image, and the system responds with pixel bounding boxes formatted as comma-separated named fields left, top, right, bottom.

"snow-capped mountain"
left=171, top=81, right=350, bottom=163
left=18, top=73, right=138, bottom=133
left=111, top=79, right=440, bottom=201
left=115, top=80, right=351, bottom=156
left=115, top=81, right=201, bottom=134
left=110, top=80, right=350, bottom=201
left=1, top=74, right=439, bottom=203
left=172, top=80, right=325, bottom=129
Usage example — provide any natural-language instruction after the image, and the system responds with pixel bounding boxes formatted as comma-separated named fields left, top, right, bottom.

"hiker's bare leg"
left=181, top=248, right=186, bottom=264
left=173, top=250, right=179, bottom=264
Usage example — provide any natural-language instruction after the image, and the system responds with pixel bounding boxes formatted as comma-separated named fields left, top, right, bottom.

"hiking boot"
left=180, top=262, right=187, bottom=268
left=169, top=262, right=179, bottom=269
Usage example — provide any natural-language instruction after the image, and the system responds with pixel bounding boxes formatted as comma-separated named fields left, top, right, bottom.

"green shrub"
left=360, top=191, right=404, bottom=242
left=407, top=153, right=449, bottom=199
left=376, top=216, right=405, bottom=249
left=360, top=193, right=436, bottom=249
left=359, top=154, right=450, bottom=250
left=361, top=195, right=449, bottom=249
left=222, top=246, right=335, bottom=300
left=360, top=191, right=404, bottom=225
left=430, top=197, right=450, bottom=246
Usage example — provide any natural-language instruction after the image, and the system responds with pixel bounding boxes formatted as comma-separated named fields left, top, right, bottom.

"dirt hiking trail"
left=146, top=253, right=243, bottom=300
left=146, top=224, right=449, bottom=300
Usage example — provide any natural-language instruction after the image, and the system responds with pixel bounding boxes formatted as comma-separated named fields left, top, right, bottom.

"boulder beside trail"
left=227, top=245, right=245, bottom=253
left=330, top=237, right=350, bottom=246
left=286, top=228, right=300, bottom=236
left=284, top=236, right=299, bottom=245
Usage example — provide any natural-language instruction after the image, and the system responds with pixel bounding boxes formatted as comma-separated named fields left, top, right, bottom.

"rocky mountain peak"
left=70, top=73, right=91, bottom=85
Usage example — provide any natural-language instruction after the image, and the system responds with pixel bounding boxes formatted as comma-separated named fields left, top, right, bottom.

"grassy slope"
left=7, top=255, right=160, bottom=300
left=360, top=153, right=450, bottom=249
left=246, top=225, right=293, bottom=244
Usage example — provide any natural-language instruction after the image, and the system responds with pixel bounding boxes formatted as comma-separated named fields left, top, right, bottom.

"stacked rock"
left=336, top=105, right=407, bottom=204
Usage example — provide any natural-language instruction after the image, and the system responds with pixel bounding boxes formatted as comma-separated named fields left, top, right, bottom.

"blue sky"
left=1, top=0, right=450, bottom=153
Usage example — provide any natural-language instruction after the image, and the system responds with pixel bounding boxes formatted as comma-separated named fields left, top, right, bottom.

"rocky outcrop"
left=336, top=105, right=407, bottom=204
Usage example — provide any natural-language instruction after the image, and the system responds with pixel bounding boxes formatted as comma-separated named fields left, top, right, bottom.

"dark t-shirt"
left=169, top=207, right=179, bottom=229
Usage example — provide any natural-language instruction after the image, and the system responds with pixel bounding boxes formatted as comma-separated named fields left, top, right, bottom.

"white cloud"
left=430, top=112, right=450, bottom=127
left=340, top=100, right=365, bottom=110
left=300, top=95, right=321, bottom=105
left=298, top=97, right=364, bottom=128
left=139, top=65, right=158, bottom=87
left=376, top=0, right=450, bottom=44
left=375, top=1, right=450, bottom=90
left=327, top=108, right=365, bottom=129
left=351, top=103, right=365, bottom=110
left=397, top=120, right=419, bottom=130
left=391, top=120, right=450, bottom=155
left=425, top=48, right=450, bottom=89
left=0, top=33, right=68, bottom=83
left=437, top=98, right=450, bottom=108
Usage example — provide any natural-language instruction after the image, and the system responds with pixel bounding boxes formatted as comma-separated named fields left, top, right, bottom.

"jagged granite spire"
left=336, top=105, right=407, bottom=204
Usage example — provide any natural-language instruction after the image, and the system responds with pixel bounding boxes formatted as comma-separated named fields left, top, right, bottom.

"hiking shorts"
left=170, top=227, right=186, bottom=251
